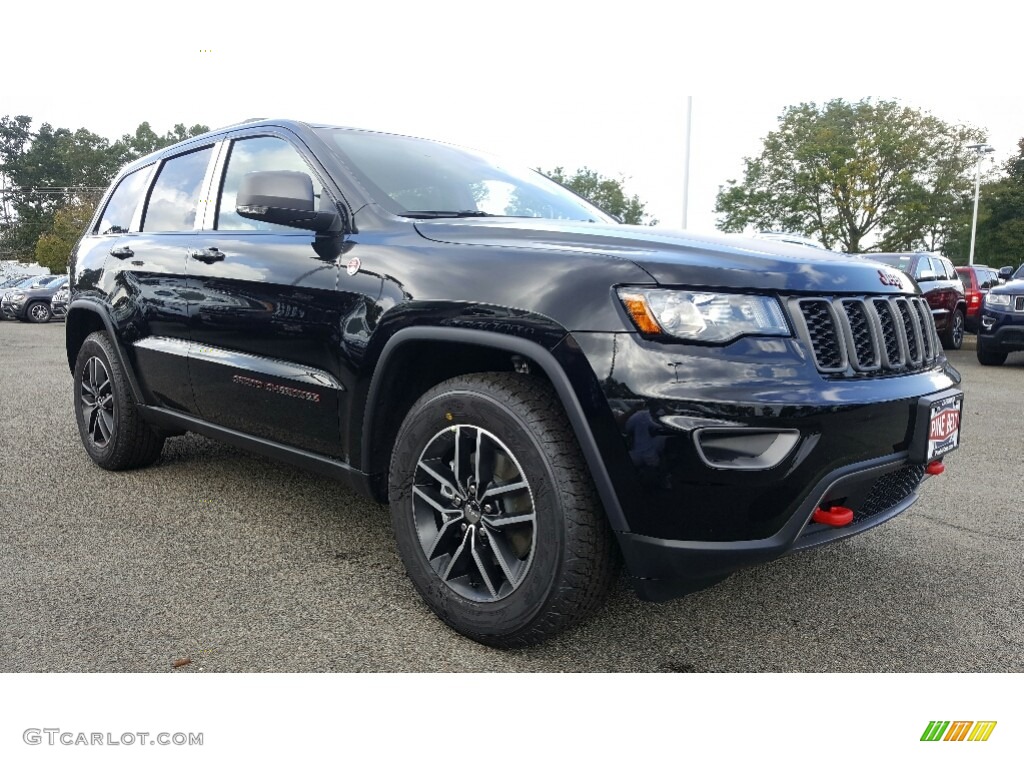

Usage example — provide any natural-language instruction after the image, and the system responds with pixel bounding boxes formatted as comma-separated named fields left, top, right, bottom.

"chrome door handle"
left=189, top=247, right=226, bottom=263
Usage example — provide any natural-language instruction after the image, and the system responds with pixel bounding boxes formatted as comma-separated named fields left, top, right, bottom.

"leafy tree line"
left=713, top=98, right=1004, bottom=260
left=0, top=116, right=208, bottom=271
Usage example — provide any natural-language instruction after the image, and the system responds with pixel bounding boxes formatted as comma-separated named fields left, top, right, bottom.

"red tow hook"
left=812, top=505, right=854, bottom=527
left=925, top=460, right=945, bottom=476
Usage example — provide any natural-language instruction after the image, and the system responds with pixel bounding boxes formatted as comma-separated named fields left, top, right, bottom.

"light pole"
left=966, top=143, right=995, bottom=266
left=681, top=96, right=692, bottom=229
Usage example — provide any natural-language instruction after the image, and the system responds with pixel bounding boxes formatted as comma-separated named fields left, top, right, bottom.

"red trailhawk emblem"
left=878, top=269, right=904, bottom=288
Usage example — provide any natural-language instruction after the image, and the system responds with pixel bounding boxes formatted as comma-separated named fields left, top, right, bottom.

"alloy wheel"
left=412, top=424, right=536, bottom=602
left=80, top=356, right=115, bottom=448
left=30, top=303, right=50, bottom=322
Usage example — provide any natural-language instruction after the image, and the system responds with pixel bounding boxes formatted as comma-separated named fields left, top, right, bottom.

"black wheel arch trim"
left=362, top=326, right=631, bottom=533
left=66, top=297, right=145, bottom=405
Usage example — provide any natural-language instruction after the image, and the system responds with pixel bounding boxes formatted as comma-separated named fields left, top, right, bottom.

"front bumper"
left=978, top=308, right=1024, bottom=352
left=569, top=331, right=962, bottom=601
left=0, top=298, right=25, bottom=319
left=620, top=454, right=927, bottom=600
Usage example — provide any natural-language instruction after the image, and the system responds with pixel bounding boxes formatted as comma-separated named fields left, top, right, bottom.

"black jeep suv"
left=66, top=119, right=963, bottom=646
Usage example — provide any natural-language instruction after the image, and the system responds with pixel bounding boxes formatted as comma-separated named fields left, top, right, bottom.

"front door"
left=185, top=133, right=367, bottom=458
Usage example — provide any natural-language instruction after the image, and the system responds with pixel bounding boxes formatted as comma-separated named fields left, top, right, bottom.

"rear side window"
left=95, top=167, right=151, bottom=235
left=142, top=147, right=214, bottom=232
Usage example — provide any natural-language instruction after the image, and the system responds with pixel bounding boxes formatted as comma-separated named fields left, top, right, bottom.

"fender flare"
left=362, top=327, right=630, bottom=532
left=66, top=298, right=145, bottom=405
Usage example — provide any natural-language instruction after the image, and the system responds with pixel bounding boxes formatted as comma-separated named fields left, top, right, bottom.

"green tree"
left=714, top=99, right=985, bottom=253
left=35, top=197, right=99, bottom=273
left=541, top=167, right=656, bottom=225
left=1, top=117, right=209, bottom=262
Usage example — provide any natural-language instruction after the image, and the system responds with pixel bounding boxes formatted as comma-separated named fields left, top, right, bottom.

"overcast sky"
left=5, top=1, right=1019, bottom=234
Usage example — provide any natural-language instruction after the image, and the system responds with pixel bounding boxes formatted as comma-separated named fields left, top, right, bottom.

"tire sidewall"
left=73, top=336, right=121, bottom=466
left=951, top=309, right=964, bottom=349
left=390, top=384, right=567, bottom=642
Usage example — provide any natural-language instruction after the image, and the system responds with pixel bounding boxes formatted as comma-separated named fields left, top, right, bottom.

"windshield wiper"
left=401, top=210, right=500, bottom=219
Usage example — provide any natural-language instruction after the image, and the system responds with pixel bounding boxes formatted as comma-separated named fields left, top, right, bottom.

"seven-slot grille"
left=790, top=296, right=941, bottom=375
left=1015, top=296, right=1024, bottom=312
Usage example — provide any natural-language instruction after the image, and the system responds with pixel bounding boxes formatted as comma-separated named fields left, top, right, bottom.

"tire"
left=941, top=308, right=965, bottom=350
left=388, top=373, right=618, bottom=647
left=73, top=331, right=165, bottom=470
left=26, top=301, right=52, bottom=323
left=976, top=339, right=1007, bottom=366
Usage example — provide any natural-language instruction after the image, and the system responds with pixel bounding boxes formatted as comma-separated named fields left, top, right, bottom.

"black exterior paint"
left=67, top=119, right=963, bottom=601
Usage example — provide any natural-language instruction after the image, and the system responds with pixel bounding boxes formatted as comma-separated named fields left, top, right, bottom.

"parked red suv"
left=955, top=265, right=1001, bottom=333
left=870, top=253, right=967, bottom=349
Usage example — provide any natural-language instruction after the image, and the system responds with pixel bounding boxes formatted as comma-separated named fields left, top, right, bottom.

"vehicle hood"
left=415, top=219, right=916, bottom=295
left=990, top=278, right=1024, bottom=294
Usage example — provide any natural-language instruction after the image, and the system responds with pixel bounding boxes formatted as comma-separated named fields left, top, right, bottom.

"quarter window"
left=216, top=137, right=318, bottom=232
left=142, top=147, right=214, bottom=232
left=95, top=167, right=151, bottom=235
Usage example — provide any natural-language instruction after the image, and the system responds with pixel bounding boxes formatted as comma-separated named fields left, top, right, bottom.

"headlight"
left=985, top=293, right=1011, bottom=308
left=618, top=288, right=790, bottom=342
left=10, top=291, right=26, bottom=303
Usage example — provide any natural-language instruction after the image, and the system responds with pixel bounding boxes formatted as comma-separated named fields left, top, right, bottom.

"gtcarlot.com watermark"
left=23, top=729, right=203, bottom=747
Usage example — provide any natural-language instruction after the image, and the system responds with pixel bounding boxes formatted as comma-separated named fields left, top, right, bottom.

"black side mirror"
left=998, top=266, right=1014, bottom=281
left=236, top=171, right=340, bottom=234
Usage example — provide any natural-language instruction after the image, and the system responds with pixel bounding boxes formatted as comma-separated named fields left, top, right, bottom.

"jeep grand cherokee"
left=66, top=119, right=963, bottom=646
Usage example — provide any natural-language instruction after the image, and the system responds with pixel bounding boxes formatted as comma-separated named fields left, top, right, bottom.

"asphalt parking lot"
left=1, top=320, right=1022, bottom=672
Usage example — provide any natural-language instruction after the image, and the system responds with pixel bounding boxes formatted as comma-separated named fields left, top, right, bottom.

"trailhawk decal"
left=231, top=374, right=321, bottom=403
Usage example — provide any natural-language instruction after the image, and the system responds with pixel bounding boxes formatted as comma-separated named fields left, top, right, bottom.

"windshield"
left=1014, top=264, right=1024, bottom=280
left=870, top=254, right=912, bottom=273
left=14, top=275, right=53, bottom=289
left=315, top=128, right=614, bottom=223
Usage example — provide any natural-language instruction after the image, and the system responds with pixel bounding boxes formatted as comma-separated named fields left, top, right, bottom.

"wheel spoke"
left=471, top=540, right=500, bottom=599
left=416, top=458, right=458, bottom=493
left=425, top=516, right=463, bottom=561
left=413, top=485, right=456, bottom=516
left=487, top=533, right=521, bottom=589
left=473, top=429, right=497, bottom=495
left=97, top=409, right=113, bottom=441
left=481, top=480, right=529, bottom=500
left=482, top=511, right=535, bottom=529
left=452, top=425, right=462, bottom=489
left=442, top=527, right=473, bottom=581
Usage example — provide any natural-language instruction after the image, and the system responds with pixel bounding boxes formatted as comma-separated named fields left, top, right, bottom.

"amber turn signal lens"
left=620, top=293, right=663, bottom=335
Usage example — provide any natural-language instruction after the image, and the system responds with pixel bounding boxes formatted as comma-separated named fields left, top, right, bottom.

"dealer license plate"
left=927, top=394, right=962, bottom=460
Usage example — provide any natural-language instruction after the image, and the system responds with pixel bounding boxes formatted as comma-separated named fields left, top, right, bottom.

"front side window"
left=915, top=258, right=939, bottom=281
left=142, top=147, right=214, bottom=232
left=216, top=136, right=317, bottom=232
left=96, top=167, right=152, bottom=235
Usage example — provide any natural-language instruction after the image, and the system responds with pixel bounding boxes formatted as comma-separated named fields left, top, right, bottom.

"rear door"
left=93, top=147, right=216, bottom=413
left=185, top=130, right=365, bottom=458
